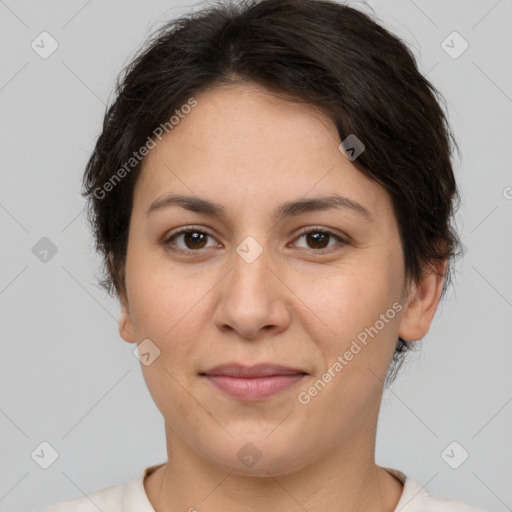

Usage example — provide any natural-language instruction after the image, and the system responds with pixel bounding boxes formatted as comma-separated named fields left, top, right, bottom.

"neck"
left=145, top=424, right=403, bottom=512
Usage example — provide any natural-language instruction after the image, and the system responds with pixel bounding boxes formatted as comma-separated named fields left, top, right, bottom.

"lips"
left=200, top=363, right=307, bottom=401
left=201, top=363, right=307, bottom=378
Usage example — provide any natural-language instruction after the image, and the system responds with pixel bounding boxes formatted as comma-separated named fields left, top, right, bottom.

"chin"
left=200, top=434, right=318, bottom=477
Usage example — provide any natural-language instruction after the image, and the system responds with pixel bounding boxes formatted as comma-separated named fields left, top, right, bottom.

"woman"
left=40, top=0, right=484, bottom=510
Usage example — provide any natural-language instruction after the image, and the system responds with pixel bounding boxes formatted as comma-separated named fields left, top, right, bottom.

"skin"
left=118, top=82, right=446, bottom=512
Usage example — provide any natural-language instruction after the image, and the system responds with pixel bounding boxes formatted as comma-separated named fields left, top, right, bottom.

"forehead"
left=133, top=83, right=390, bottom=223
left=140, top=82, right=341, bottom=172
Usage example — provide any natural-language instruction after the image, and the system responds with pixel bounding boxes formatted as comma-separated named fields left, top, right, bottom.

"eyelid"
left=293, top=225, right=348, bottom=242
left=290, top=226, right=348, bottom=252
left=163, top=225, right=219, bottom=247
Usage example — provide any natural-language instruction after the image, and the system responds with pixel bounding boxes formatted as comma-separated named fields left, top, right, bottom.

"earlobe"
left=398, top=259, right=448, bottom=342
left=119, top=300, right=136, bottom=344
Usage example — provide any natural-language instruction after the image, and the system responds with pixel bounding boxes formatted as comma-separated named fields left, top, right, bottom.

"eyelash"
left=163, top=226, right=347, bottom=255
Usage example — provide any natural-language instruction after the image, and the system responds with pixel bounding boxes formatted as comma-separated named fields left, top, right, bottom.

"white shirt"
left=38, top=463, right=486, bottom=512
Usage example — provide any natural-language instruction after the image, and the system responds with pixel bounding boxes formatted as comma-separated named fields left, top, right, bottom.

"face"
left=119, top=82, right=444, bottom=476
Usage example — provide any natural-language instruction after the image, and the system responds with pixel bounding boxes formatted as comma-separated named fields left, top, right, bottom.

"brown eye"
left=293, top=228, right=346, bottom=252
left=165, top=228, right=218, bottom=252
left=305, top=232, right=330, bottom=249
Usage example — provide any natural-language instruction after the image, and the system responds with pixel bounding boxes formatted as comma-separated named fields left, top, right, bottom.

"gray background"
left=0, top=0, right=511, bottom=511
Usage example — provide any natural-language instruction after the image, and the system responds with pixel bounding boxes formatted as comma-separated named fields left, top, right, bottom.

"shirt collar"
left=382, top=467, right=427, bottom=511
left=121, top=462, right=165, bottom=512
left=121, top=464, right=424, bottom=512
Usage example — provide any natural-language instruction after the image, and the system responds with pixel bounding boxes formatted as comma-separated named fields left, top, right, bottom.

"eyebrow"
left=146, top=193, right=373, bottom=223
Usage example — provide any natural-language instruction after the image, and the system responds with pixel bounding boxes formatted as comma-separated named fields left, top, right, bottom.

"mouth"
left=199, top=363, right=308, bottom=401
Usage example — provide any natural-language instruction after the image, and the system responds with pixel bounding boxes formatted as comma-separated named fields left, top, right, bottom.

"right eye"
left=164, top=227, right=221, bottom=254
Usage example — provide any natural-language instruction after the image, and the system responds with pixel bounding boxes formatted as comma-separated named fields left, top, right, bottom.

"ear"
left=398, top=259, right=448, bottom=342
left=109, top=253, right=135, bottom=344
left=119, top=297, right=136, bottom=344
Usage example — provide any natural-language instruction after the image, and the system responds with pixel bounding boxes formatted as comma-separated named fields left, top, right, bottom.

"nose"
left=213, top=239, right=292, bottom=340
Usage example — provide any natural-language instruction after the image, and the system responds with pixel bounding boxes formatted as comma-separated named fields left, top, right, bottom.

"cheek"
left=305, top=254, right=404, bottom=368
left=124, top=243, right=199, bottom=337
left=293, top=272, right=402, bottom=430
left=124, top=248, right=219, bottom=393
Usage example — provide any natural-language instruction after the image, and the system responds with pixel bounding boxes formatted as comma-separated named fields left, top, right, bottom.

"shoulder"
left=423, top=493, right=487, bottom=512
left=37, top=463, right=164, bottom=512
left=384, top=467, right=488, bottom=512
left=38, top=482, right=123, bottom=512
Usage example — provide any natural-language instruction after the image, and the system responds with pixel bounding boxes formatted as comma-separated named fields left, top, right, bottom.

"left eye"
left=292, top=228, right=345, bottom=251
left=164, top=227, right=345, bottom=253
